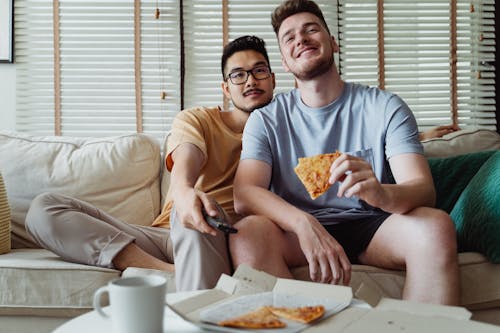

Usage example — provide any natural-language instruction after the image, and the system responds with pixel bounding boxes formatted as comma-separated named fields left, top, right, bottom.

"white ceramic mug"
left=93, top=275, right=167, bottom=333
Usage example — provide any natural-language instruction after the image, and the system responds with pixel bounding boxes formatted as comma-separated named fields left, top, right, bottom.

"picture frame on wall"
left=0, top=0, right=13, bottom=63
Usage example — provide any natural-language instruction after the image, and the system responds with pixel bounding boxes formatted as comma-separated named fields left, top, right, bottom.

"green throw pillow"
left=428, top=150, right=496, bottom=213
left=450, top=151, right=500, bottom=263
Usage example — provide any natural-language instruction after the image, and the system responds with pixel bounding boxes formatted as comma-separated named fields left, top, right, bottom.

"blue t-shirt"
left=241, top=82, right=423, bottom=224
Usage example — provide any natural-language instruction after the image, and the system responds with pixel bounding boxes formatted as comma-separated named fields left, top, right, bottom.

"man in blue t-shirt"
left=231, top=0, right=459, bottom=306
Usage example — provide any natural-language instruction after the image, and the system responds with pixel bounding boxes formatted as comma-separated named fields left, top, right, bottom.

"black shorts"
left=322, top=213, right=389, bottom=264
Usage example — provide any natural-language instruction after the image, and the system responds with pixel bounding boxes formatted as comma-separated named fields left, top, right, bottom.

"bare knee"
left=412, top=208, right=457, bottom=260
left=230, top=215, right=282, bottom=266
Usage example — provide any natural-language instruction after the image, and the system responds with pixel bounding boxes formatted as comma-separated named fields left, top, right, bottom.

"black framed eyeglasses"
left=226, top=66, right=271, bottom=85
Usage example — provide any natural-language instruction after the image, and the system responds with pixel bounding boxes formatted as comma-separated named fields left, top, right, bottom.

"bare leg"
left=113, top=242, right=174, bottom=272
left=359, top=207, right=460, bottom=305
left=230, top=215, right=306, bottom=278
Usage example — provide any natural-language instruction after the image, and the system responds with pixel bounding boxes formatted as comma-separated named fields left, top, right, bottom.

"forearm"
left=378, top=181, right=436, bottom=214
left=234, top=185, right=307, bottom=234
left=378, top=153, right=437, bottom=214
left=170, top=167, right=199, bottom=201
left=169, top=144, right=204, bottom=201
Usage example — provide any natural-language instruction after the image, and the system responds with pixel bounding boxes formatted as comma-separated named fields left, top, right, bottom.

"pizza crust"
left=267, top=305, right=325, bottom=323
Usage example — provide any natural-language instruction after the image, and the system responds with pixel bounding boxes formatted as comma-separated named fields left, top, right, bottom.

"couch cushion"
left=0, top=249, right=120, bottom=317
left=0, top=132, right=161, bottom=248
left=422, top=128, right=500, bottom=158
left=451, top=151, right=500, bottom=263
left=291, top=252, right=500, bottom=311
left=0, top=172, right=11, bottom=254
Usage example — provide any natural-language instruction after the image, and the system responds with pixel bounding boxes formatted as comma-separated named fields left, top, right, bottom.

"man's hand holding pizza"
left=328, top=153, right=388, bottom=209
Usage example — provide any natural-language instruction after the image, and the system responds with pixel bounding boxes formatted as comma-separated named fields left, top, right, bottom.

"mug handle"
left=93, top=286, right=110, bottom=319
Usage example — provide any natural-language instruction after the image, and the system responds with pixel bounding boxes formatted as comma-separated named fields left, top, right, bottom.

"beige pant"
left=170, top=206, right=232, bottom=291
left=25, top=192, right=231, bottom=291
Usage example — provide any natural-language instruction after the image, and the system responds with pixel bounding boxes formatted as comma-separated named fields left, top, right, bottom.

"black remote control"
left=202, top=204, right=238, bottom=234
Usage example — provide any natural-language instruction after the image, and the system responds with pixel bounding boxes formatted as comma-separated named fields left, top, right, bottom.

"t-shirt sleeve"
left=384, top=95, right=423, bottom=159
left=240, top=111, right=273, bottom=166
left=166, top=110, right=207, bottom=171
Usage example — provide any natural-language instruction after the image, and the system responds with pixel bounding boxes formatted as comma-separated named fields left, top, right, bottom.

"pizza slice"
left=294, top=151, right=342, bottom=199
left=267, top=305, right=325, bottom=324
left=218, top=306, right=286, bottom=329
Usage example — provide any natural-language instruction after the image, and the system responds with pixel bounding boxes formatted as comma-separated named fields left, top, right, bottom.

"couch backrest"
left=1, top=127, right=498, bottom=248
left=422, top=128, right=500, bottom=158
left=0, top=132, right=162, bottom=248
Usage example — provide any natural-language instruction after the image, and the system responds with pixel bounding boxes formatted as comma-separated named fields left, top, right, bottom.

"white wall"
left=0, top=64, right=15, bottom=131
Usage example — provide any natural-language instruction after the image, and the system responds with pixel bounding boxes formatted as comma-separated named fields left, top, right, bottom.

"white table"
left=52, top=291, right=207, bottom=333
left=52, top=291, right=498, bottom=333
left=52, top=291, right=370, bottom=333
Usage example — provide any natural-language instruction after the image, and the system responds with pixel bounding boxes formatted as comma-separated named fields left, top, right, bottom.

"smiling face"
left=222, top=50, right=275, bottom=113
left=278, top=12, right=338, bottom=80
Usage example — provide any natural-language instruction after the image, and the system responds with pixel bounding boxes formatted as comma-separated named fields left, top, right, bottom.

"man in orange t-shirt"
left=25, top=35, right=276, bottom=291
left=153, top=36, right=276, bottom=290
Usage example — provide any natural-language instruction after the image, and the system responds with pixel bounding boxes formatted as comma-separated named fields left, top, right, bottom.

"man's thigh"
left=358, top=206, right=447, bottom=270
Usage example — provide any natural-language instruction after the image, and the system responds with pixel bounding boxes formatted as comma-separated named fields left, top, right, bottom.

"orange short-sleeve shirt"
left=152, top=106, right=242, bottom=228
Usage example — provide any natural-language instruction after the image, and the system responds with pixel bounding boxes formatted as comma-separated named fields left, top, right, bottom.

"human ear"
left=221, top=81, right=231, bottom=99
left=331, top=36, right=339, bottom=53
left=281, top=56, right=290, bottom=73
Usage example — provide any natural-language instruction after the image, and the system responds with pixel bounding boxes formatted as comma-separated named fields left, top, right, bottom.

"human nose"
left=296, top=31, right=308, bottom=46
left=245, top=72, right=258, bottom=86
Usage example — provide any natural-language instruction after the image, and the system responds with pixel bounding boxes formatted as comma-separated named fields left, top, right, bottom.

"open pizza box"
left=167, top=265, right=500, bottom=333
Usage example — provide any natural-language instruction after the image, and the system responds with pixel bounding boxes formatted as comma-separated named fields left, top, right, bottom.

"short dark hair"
left=271, top=0, right=330, bottom=36
left=221, top=35, right=271, bottom=79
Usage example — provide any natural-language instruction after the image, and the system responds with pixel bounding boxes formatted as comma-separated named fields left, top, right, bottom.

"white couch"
left=0, top=128, right=499, bottom=333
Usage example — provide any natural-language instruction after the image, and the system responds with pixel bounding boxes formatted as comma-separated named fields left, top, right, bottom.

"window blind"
left=182, top=0, right=223, bottom=109
left=15, top=0, right=496, bottom=137
left=15, top=0, right=56, bottom=135
left=57, top=1, right=137, bottom=136
left=140, top=1, right=181, bottom=136
left=15, top=0, right=180, bottom=138
left=338, top=0, right=496, bottom=131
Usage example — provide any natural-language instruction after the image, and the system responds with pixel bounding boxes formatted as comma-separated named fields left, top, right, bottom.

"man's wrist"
left=170, top=183, right=195, bottom=201
left=375, top=185, right=393, bottom=211
left=292, top=210, right=317, bottom=234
